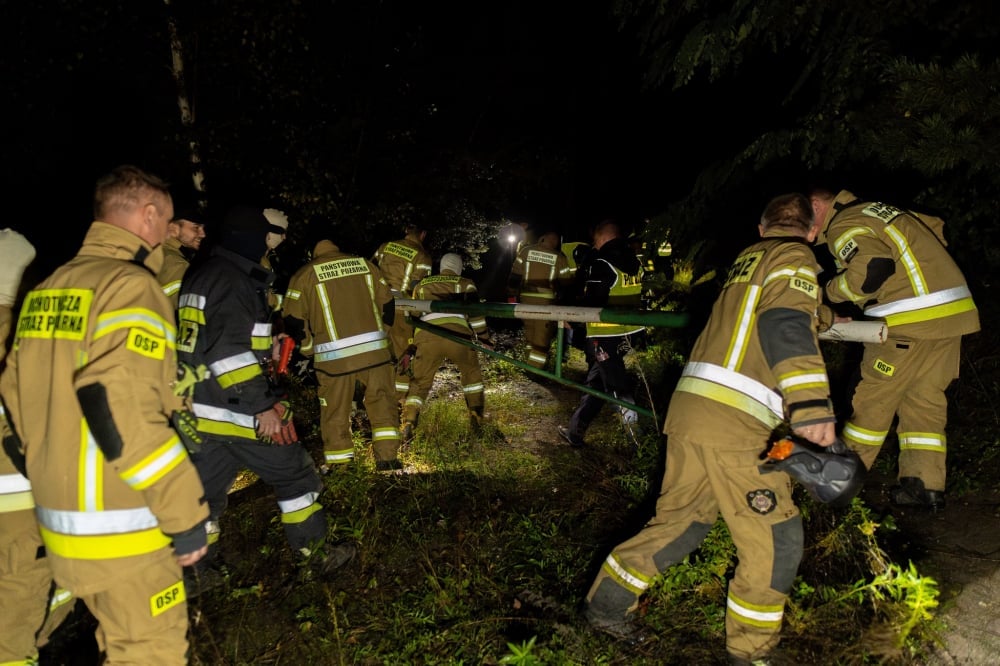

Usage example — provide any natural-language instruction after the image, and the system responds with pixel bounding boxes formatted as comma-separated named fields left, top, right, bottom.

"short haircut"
left=404, top=223, right=426, bottom=236
left=593, top=219, right=620, bottom=238
left=93, top=165, right=171, bottom=220
left=760, top=193, right=813, bottom=234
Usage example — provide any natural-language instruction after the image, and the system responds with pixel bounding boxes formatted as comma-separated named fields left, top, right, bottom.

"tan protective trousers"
left=520, top=296, right=556, bottom=369
left=317, top=362, right=401, bottom=465
left=586, top=432, right=802, bottom=662
left=0, top=509, right=73, bottom=665
left=387, top=309, right=416, bottom=398
left=841, top=336, right=961, bottom=491
left=402, top=331, right=484, bottom=424
left=75, top=548, right=188, bottom=665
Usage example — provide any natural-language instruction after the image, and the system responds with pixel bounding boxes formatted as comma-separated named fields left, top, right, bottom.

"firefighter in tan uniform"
left=0, top=166, right=209, bottom=664
left=372, top=224, right=433, bottom=398
left=283, top=237, right=402, bottom=471
left=402, top=254, right=492, bottom=439
left=507, top=231, right=575, bottom=368
left=810, top=189, right=980, bottom=509
left=157, top=204, right=206, bottom=308
left=0, top=229, right=74, bottom=666
left=584, top=194, right=836, bottom=665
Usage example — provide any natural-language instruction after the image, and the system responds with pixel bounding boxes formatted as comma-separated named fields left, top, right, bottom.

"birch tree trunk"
left=164, top=0, right=206, bottom=197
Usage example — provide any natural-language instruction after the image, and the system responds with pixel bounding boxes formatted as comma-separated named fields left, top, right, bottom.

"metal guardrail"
left=396, top=299, right=691, bottom=421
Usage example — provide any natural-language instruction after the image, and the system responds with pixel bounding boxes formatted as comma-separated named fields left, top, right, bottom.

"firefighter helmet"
left=760, top=437, right=866, bottom=508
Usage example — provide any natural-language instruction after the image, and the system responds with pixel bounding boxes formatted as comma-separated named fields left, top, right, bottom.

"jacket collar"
left=212, top=245, right=276, bottom=287
left=77, top=221, right=164, bottom=275
left=312, top=239, right=341, bottom=259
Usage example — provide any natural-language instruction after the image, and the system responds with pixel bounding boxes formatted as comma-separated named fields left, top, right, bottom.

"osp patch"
left=746, top=489, right=777, bottom=515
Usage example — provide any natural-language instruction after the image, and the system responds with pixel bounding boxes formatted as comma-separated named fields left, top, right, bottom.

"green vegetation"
left=173, top=341, right=964, bottom=665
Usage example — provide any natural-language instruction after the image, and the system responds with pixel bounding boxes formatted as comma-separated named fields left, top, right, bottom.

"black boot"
left=585, top=578, right=648, bottom=645
left=890, top=477, right=945, bottom=511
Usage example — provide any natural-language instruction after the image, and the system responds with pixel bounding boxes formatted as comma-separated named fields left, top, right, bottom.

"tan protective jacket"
left=373, top=234, right=433, bottom=296
left=156, top=236, right=189, bottom=309
left=667, top=234, right=834, bottom=440
left=413, top=272, right=489, bottom=341
left=508, top=242, right=575, bottom=301
left=821, top=190, right=979, bottom=339
left=283, top=241, right=394, bottom=375
left=0, top=222, right=208, bottom=595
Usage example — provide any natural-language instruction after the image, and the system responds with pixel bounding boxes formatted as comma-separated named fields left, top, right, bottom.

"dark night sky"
left=2, top=2, right=809, bottom=277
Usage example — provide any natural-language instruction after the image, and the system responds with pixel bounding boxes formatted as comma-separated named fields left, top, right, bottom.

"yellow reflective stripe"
left=776, top=370, right=829, bottom=393
left=463, top=383, right=484, bottom=394
left=883, top=225, right=928, bottom=296
left=842, top=422, right=887, bottom=447
left=601, top=552, right=652, bottom=595
left=762, top=267, right=797, bottom=287
left=285, top=288, right=302, bottom=301
left=723, top=284, right=760, bottom=371
left=833, top=273, right=864, bottom=302
left=39, top=525, right=170, bottom=560
left=316, top=283, right=337, bottom=340
left=197, top=419, right=257, bottom=440
left=372, top=428, right=399, bottom=441
left=675, top=376, right=783, bottom=428
left=119, top=436, right=187, bottom=490
left=727, top=592, right=783, bottom=628
left=281, top=502, right=322, bottom=525
left=49, top=588, right=73, bottom=612
left=162, top=280, right=181, bottom=297
left=0, top=491, right=34, bottom=512
left=79, top=423, right=103, bottom=512
left=880, top=297, right=977, bottom=328
left=94, top=308, right=175, bottom=343
left=215, top=364, right=263, bottom=389
left=832, top=226, right=875, bottom=257
left=366, top=274, right=382, bottom=326
left=325, top=449, right=355, bottom=463
left=251, top=336, right=271, bottom=351
left=899, top=432, right=946, bottom=452
left=395, top=380, right=410, bottom=392
left=177, top=306, right=206, bottom=325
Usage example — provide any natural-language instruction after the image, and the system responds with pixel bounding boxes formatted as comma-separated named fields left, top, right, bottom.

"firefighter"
left=282, top=233, right=402, bottom=471
left=372, top=223, right=433, bottom=399
left=157, top=201, right=207, bottom=308
left=262, top=207, right=290, bottom=311
left=507, top=230, right=575, bottom=369
left=177, top=205, right=355, bottom=579
left=809, top=189, right=980, bottom=510
left=402, top=253, right=493, bottom=440
left=557, top=221, right=644, bottom=447
left=0, top=166, right=209, bottom=663
left=0, top=228, right=74, bottom=665
left=584, top=194, right=836, bottom=665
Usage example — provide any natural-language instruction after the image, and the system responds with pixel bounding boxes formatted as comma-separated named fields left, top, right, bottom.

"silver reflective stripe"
left=178, top=293, right=207, bottom=309
left=463, top=383, right=484, bottom=393
left=0, top=473, right=31, bottom=494
left=314, top=330, right=387, bottom=353
left=252, top=323, right=273, bottom=337
left=36, top=506, right=160, bottom=535
left=193, top=403, right=256, bottom=428
left=422, top=312, right=467, bottom=322
left=604, top=554, right=650, bottom=592
left=122, top=439, right=186, bottom=489
left=209, top=351, right=260, bottom=376
left=865, top=285, right=972, bottom=317
left=277, top=491, right=320, bottom=514
left=727, top=596, right=783, bottom=623
left=683, top=362, right=783, bottom=418
left=315, top=339, right=389, bottom=362
left=883, top=225, right=927, bottom=295
left=725, top=284, right=760, bottom=370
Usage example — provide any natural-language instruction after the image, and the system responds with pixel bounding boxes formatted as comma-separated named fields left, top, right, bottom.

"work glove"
left=397, top=345, right=418, bottom=376
left=171, top=409, right=203, bottom=454
left=173, top=362, right=209, bottom=399
left=267, top=401, right=298, bottom=446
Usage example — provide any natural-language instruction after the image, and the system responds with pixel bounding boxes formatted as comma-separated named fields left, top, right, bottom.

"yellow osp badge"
left=126, top=328, right=166, bottom=360
left=874, top=358, right=896, bottom=376
left=150, top=580, right=186, bottom=617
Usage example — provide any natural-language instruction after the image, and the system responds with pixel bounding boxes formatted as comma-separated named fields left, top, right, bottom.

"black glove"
left=171, top=410, right=203, bottom=454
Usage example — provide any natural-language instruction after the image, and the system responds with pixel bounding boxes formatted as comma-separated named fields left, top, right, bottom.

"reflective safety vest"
left=509, top=242, right=574, bottom=300
left=373, top=236, right=433, bottom=297
left=585, top=258, right=645, bottom=338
